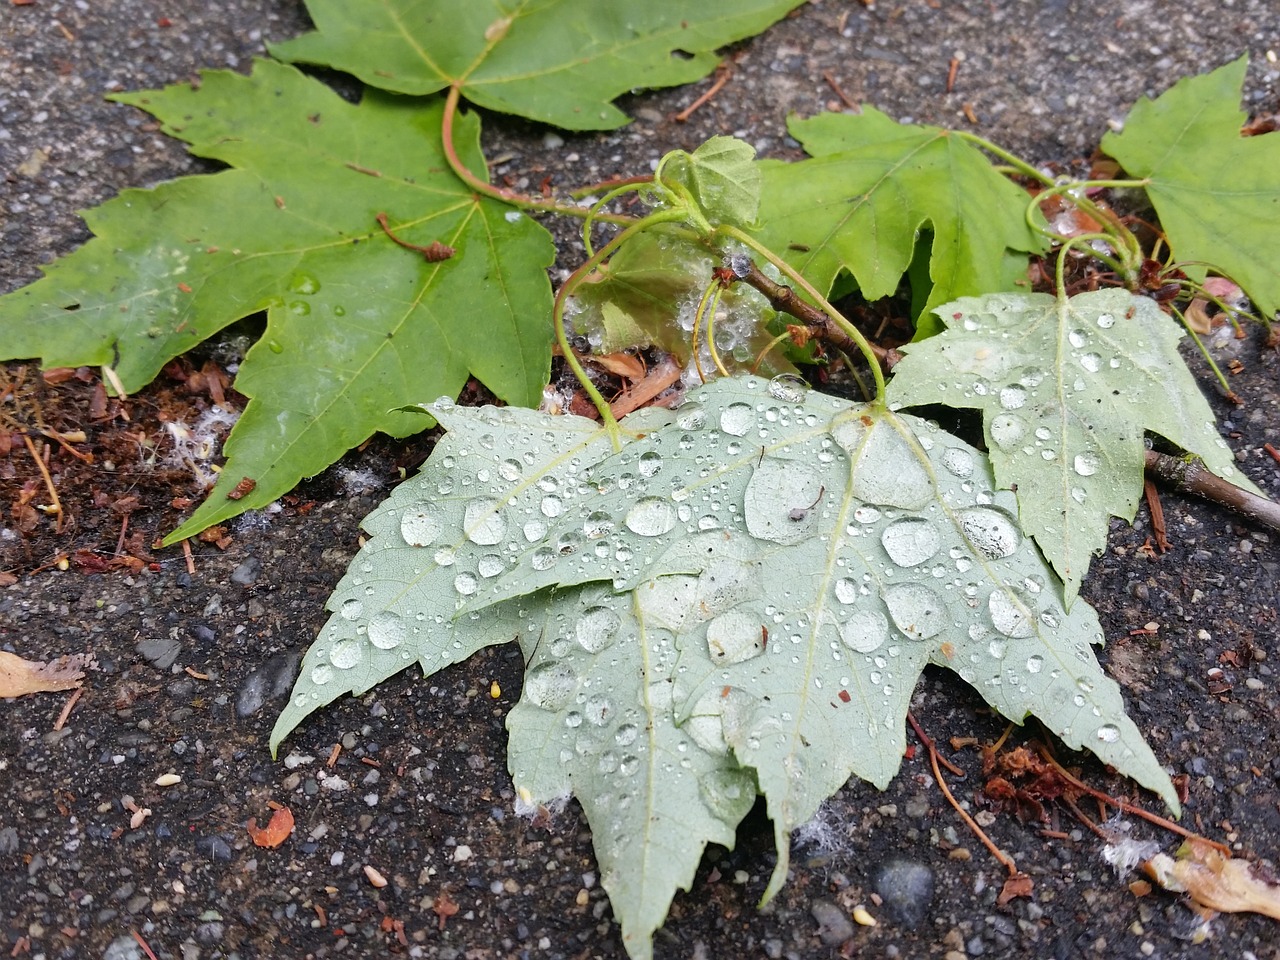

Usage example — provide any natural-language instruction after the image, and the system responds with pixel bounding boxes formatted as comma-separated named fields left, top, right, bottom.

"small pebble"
left=230, top=556, right=262, bottom=585
left=154, top=773, right=181, bottom=787
left=811, top=899, right=854, bottom=945
left=873, top=859, right=934, bottom=928
left=364, top=865, right=388, bottom=888
left=453, top=844, right=472, bottom=862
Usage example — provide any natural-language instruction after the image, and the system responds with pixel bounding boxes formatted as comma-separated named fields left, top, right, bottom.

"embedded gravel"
left=3, top=2, right=1280, bottom=959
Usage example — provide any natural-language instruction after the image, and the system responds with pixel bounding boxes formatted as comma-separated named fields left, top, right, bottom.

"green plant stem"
left=1167, top=303, right=1235, bottom=396
left=1045, top=231, right=1127, bottom=290
left=440, top=84, right=634, bottom=225
left=954, top=131, right=1054, bottom=186
left=718, top=225, right=888, bottom=401
left=552, top=210, right=689, bottom=447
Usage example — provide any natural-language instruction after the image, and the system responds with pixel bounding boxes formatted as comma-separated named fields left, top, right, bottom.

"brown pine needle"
left=675, top=63, right=731, bottom=122
left=23, top=434, right=63, bottom=533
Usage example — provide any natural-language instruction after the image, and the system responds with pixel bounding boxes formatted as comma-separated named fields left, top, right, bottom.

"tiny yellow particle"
left=575, top=888, right=589, bottom=906
left=853, top=906, right=876, bottom=927
left=490, top=681, right=501, bottom=699
left=154, top=773, right=182, bottom=787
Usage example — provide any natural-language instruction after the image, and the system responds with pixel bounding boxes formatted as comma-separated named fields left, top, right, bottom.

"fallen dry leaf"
left=1144, top=840, right=1280, bottom=920
left=0, top=651, right=92, bottom=698
left=246, top=805, right=295, bottom=848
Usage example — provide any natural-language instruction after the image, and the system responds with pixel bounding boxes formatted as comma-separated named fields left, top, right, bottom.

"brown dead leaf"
left=246, top=805, right=295, bottom=848
left=997, top=872, right=1034, bottom=905
left=590, top=351, right=646, bottom=381
left=1144, top=840, right=1280, bottom=920
left=0, top=651, right=92, bottom=698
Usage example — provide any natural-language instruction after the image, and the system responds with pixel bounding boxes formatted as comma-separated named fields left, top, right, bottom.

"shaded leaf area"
left=285, top=376, right=1178, bottom=956
left=272, top=0, right=806, bottom=130
left=1102, top=56, right=1280, bottom=318
left=886, top=290, right=1253, bottom=604
left=568, top=229, right=791, bottom=374
left=757, top=109, right=1044, bottom=335
left=0, top=61, right=555, bottom=542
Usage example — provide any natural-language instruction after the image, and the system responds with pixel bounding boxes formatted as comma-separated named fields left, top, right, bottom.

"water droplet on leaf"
left=524, top=662, right=578, bottom=711
left=624, top=497, right=677, bottom=537
left=339, top=598, right=364, bottom=621
left=719, top=402, right=755, bottom=437
left=839, top=608, right=890, bottom=653
left=368, top=611, right=405, bottom=649
left=329, top=638, right=363, bottom=669
left=463, top=497, right=507, bottom=545
left=881, top=518, right=941, bottom=567
left=955, top=507, right=1020, bottom=560
left=884, top=583, right=947, bottom=640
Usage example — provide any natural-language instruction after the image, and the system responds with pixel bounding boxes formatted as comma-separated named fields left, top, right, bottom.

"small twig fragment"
left=1145, top=451, right=1280, bottom=534
left=375, top=212, right=455, bottom=262
left=675, top=62, right=732, bottom=122
left=1142, top=479, right=1170, bottom=552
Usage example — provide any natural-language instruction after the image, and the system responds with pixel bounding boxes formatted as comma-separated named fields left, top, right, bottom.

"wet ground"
left=3, top=2, right=1280, bottom=958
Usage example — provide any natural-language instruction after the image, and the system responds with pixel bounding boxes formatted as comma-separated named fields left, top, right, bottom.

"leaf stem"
left=440, top=84, right=634, bottom=225
left=954, top=131, right=1054, bottom=186
left=716, top=225, right=888, bottom=402
left=553, top=210, right=689, bottom=447
left=1167, top=303, right=1235, bottom=397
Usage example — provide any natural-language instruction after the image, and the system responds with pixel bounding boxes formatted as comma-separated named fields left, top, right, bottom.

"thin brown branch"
left=735, top=262, right=901, bottom=370
left=1142, top=478, right=1170, bottom=552
left=822, top=70, right=859, bottom=111
left=1145, top=450, right=1280, bottom=533
left=375, top=212, right=455, bottom=262
left=23, top=434, right=62, bottom=533
left=675, top=62, right=731, bottom=122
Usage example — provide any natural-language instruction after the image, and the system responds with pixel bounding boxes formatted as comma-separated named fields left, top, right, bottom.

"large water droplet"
left=576, top=606, right=621, bottom=653
left=767, top=373, right=808, bottom=403
left=531, top=547, right=558, bottom=571
left=624, top=497, right=677, bottom=537
left=615, top=723, right=638, bottom=747
left=698, top=769, right=755, bottom=822
left=453, top=572, right=478, bottom=596
left=833, top=415, right=932, bottom=510
left=1026, top=655, right=1044, bottom=674
left=583, top=694, right=614, bottom=726
left=941, top=447, right=975, bottom=479
left=1079, top=352, right=1101, bottom=373
left=988, top=587, right=1036, bottom=639
left=523, top=519, right=548, bottom=542
left=540, top=495, right=564, bottom=518
left=339, top=598, right=364, bottom=621
left=524, top=662, right=578, bottom=711
left=638, top=451, right=663, bottom=478
left=463, top=497, right=507, bottom=545
left=368, top=610, right=405, bottom=649
left=998, top=385, right=1027, bottom=410
left=989, top=414, right=1027, bottom=449
left=955, top=507, right=1021, bottom=560
left=1096, top=313, right=1116, bottom=329
left=676, top=403, right=706, bottom=430
left=839, top=608, right=890, bottom=653
left=310, top=664, right=334, bottom=686
left=498, top=458, right=523, bottom=482
left=329, top=638, right=363, bottom=669
left=477, top=554, right=505, bottom=578
left=719, top=402, right=755, bottom=437
left=743, top=458, right=823, bottom=546
left=884, top=583, right=947, bottom=640
left=1073, top=452, right=1100, bottom=476
left=1070, top=486, right=1087, bottom=505
left=583, top=511, right=615, bottom=539
left=401, top=503, right=443, bottom=547
left=289, top=272, right=321, bottom=295
left=881, top=518, right=941, bottom=567
left=705, top=608, right=765, bottom=664
left=1068, top=328, right=1086, bottom=348
left=1096, top=724, right=1120, bottom=743
left=834, top=578, right=858, bottom=605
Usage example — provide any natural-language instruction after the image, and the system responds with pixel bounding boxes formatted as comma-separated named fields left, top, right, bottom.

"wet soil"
left=3, top=2, right=1280, bottom=959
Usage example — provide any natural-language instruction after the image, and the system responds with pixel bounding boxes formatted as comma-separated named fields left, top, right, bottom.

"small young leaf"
left=272, top=0, right=806, bottom=131
left=663, top=136, right=762, bottom=227
left=0, top=60, right=555, bottom=542
left=757, top=109, right=1045, bottom=330
left=885, top=289, right=1254, bottom=604
left=1102, top=57, right=1280, bottom=318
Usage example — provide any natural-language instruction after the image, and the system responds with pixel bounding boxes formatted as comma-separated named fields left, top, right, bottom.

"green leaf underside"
left=271, top=0, right=806, bottom=131
left=293, top=375, right=1177, bottom=956
left=886, top=290, right=1254, bottom=605
left=1102, top=57, right=1280, bottom=319
left=0, top=60, right=555, bottom=542
left=757, top=109, right=1045, bottom=333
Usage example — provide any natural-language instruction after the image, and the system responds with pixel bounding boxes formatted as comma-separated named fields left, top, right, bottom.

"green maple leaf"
left=1102, top=56, right=1280, bottom=318
left=757, top=109, right=1044, bottom=334
left=271, top=0, right=806, bottom=131
left=284, top=375, right=1175, bottom=956
left=886, top=290, right=1255, bottom=604
left=0, top=60, right=554, bottom=543
left=661, top=135, right=763, bottom=228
